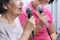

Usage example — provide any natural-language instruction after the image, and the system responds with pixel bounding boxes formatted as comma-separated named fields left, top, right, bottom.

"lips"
left=19, top=6, right=22, bottom=10
left=19, top=7, right=22, bottom=9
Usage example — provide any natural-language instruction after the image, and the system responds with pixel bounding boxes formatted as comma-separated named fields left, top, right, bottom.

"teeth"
left=19, top=6, right=22, bottom=9
left=19, top=8, right=21, bottom=9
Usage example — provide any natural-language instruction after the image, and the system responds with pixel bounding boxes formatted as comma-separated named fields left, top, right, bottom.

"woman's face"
left=39, top=0, right=50, bottom=4
left=7, top=0, right=23, bottom=15
left=35, top=0, right=50, bottom=6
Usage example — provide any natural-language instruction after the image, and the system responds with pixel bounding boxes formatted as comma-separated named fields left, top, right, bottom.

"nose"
left=47, top=0, right=50, bottom=3
left=20, top=1, right=23, bottom=6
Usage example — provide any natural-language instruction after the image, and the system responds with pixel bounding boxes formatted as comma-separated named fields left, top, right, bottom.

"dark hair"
left=48, top=0, right=54, bottom=4
left=0, top=0, right=10, bottom=14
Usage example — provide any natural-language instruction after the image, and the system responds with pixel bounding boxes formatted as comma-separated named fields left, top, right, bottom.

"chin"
left=16, top=12, right=22, bottom=16
left=13, top=10, right=22, bottom=16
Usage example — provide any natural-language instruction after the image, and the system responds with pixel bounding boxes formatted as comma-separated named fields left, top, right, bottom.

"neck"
left=32, top=1, right=37, bottom=10
left=2, top=13, right=17, bottom=24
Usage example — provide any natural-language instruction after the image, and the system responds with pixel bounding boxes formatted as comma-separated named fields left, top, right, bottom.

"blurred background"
left=22, top=0, right=60, bottom=33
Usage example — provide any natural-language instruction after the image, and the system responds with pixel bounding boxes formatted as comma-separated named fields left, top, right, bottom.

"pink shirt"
left=19, top=2, right=53, bottom=40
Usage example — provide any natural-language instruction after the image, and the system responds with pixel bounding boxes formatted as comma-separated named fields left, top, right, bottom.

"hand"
left=39, top=13, right=48, bottom=26
left=30, top=11, right=48, bottom=36
left=39, top=13, right=48, bottom=23
left=25, top=16, right=36, bottom=32
left=35, top=10, right=48, bottom=26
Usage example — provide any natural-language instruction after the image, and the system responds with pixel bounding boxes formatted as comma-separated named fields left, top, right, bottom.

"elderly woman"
left=0, top=0, right=35, bottom=40
left=19, top=0, right=56, bottom=40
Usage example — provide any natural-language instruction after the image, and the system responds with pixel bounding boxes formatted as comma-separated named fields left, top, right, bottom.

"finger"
left=41, top=13, right=45, bottom=16
left=30, top=16, right=35, bottom=20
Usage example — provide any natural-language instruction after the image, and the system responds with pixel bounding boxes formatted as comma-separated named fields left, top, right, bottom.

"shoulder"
left=0, top=17, right=7, bottom=29
left=0, top=21, right=6, bottom=30
left=43, top=7, right=52, bottom=17
left=0, top=21, right=7, bottom=35
left=0, top=17, right=6, bottom=23
left=0, top=22, right=10, bottom=40
left=43, top=7, right=52, bottom=14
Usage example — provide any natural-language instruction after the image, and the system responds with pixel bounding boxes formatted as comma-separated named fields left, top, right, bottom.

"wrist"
left=24, top=29, right=32, bottom=34
left=51, top=33, right=56, bottom=40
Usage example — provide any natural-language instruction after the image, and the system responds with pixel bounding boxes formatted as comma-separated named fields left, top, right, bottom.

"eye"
left=38, top=0, right=40, bottom=1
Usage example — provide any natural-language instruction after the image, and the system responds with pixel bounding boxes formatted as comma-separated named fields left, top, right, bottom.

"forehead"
left=35, top=0, right=50, bottom=1
left=9, top=0, right=22, bottom=2
left=9, top=0, right=22, bottom=4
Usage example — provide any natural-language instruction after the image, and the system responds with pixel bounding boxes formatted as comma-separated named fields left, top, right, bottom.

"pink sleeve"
left=18, top=13, right=27, bottom=26
left=44, top=7, right=53, bottom=24
left=48, top=9, right=53, bottom=24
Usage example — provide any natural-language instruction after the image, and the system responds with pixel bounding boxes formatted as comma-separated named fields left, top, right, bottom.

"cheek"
left=39, top=0, right=45, bottom=2
left=46, top=0, right=50, bottom=3
left=15, top=1, right=21, bottom=7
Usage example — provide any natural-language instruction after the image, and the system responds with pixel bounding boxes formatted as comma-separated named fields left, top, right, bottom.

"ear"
left=3, top=3, right=8, bottom=10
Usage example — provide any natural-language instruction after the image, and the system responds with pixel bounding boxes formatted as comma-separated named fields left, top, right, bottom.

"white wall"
left=57, top=0, right=60, bottom=33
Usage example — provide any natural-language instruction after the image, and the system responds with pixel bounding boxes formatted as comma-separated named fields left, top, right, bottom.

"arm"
left=47, top=9, right=56, bottom=40
left=19, top=30, right=31, bottom=40
left=48, top=23, right=56, bottom=40
left=19, top=16, right=36, bottom=40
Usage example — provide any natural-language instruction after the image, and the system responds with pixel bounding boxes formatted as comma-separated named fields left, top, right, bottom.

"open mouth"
left=19, top=6, right=22, bottom=10
left=19, top=7, right=22, bottom=9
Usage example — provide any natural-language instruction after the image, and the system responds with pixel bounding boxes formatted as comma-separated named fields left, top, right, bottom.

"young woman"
left=19, top=0, right=56, bottom=40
